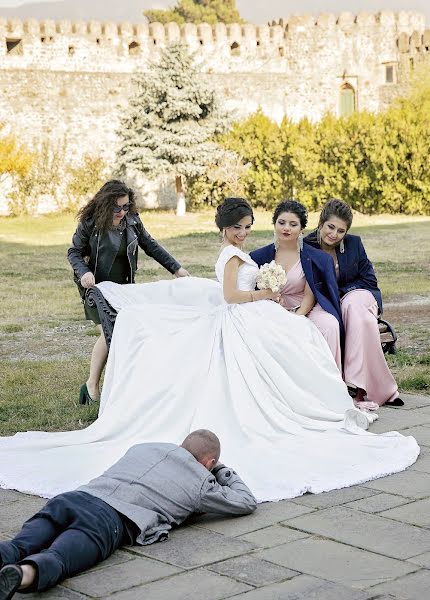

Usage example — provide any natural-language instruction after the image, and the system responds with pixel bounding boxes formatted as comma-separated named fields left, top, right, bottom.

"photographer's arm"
left=199, top=465, right=257, bottom=516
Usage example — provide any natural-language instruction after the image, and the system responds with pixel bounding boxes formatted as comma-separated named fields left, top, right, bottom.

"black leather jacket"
left=67, top=213, right=181, bottom=285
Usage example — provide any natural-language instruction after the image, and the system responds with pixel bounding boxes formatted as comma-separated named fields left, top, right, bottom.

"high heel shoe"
left=385, top=397, right=404, bottom=407
left=79, top=383, right=94, bottom=406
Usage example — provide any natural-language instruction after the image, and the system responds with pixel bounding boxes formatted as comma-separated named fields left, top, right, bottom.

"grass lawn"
left=0, top=210, right=429, bottom=435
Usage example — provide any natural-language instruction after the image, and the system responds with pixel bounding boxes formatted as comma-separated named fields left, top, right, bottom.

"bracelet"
left=250, top=291, right=254, bottom=302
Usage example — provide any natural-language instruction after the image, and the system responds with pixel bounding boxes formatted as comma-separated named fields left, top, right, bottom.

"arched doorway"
left=339, top=83, right=355, bottom=117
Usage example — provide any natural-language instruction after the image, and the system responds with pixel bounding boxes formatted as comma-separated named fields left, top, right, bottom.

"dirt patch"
left=1, top=321, right=96, bottom=362
left=383, top=296, right=430, bottom=355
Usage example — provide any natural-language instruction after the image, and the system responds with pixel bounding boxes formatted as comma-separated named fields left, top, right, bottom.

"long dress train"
left=0, top=246, right=419, bottom=502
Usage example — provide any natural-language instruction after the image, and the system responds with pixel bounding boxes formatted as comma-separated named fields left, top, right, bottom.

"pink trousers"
left=307, top=305, right=342, bottom=371
left=341, top=290, right=398, bottom=405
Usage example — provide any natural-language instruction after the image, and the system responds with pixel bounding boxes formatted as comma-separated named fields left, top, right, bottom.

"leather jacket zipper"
left=94, top=233, right=100, bottom=280
left=126, top=234, right=137, bottom=283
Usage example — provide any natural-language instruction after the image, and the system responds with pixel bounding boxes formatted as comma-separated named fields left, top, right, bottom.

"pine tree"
left=116, top=44, right=229, bottom=215
left=145, top=0, right=244, bottom=25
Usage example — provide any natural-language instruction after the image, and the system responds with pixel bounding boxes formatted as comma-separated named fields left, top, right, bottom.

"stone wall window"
left=128, top=41, right=140, bottom=56
left=6, top=38, right=23, bottom=55
left=68, top=45, right=75, bottom=56
left=385, top=65, right=394, bottom=83
left=383, top=63, right=397, bottom=84
left=230, top=42, right=240, bottom=56
left=339, top=83, right=355, bottom=117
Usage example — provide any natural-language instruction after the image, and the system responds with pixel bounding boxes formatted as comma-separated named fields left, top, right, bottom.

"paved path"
left=2, top=393, right=430, bottom=599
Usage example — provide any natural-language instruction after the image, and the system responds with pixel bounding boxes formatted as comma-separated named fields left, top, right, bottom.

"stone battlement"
left=0, top=11, right=427, bottom=75
left=0, top=10, right=426, bottom=40
left=398, top=29, right=430, bottom=52
left=1, top=10, right=429, bottom=213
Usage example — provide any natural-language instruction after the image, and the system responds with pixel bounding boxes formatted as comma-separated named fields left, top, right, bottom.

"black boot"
left=0, top=565, right=23, bottom=600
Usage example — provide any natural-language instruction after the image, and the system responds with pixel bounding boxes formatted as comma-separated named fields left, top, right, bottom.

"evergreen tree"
left=116, top=44, right=229, bottom=215
left=145, top=0, right=244, bottom=25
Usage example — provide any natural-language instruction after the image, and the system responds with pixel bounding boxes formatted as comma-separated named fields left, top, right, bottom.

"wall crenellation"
left=0, top=11, right=426, bottom=60
left=1, top=11, right=429, bottom=212
left=399, top=29, right=430, bottom=52
left=272, top=10, right=425, bottom=30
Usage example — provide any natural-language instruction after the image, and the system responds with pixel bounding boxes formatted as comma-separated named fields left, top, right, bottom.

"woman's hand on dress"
left=264, top=289, right=281, bottom=303
left=80, top=272, right=96, bottom=288
left=175, top=267, right=191, bottom=278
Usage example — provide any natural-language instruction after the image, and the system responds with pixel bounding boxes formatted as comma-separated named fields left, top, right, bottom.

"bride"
left=0, top=198, right=419, bottom=502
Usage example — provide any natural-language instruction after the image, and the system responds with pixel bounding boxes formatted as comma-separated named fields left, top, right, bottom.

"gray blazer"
left=78, top=443, right=257, bottom=545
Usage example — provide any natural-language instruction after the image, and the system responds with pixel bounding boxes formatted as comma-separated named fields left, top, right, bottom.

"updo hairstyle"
left=272, top=200, right=308, bottom=229
left=318, top=199, right=353, bottom=230
left=215, top=197, right=254, bottom=231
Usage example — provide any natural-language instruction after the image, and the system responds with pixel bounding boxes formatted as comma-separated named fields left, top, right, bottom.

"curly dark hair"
left=318, top=199, right=353, bottom=230
left=77, top=180, right=138, bottom=233
left=272, top=200, right=308, bottom=229
left=215, top=197, right=254, bottom=231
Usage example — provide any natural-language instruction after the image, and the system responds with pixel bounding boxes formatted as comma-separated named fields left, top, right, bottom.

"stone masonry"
left=1, top=393, right=430, bottom=599
left=0, top=12, right=429, bottom=211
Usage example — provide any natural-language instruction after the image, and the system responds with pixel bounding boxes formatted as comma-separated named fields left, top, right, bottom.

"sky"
left=0, top=0, right=428, bottom=25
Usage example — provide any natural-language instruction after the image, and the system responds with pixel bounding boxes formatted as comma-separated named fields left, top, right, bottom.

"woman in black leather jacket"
left=67, top=180, right=189, bottom=405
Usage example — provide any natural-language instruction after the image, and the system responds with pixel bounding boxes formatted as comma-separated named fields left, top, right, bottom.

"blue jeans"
left=0, top=491, right=125, bottom=591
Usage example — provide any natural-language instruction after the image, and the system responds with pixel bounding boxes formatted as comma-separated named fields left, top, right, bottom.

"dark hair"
left=318, top=199, right=353, bottom=230
left=215, top=197, right=254, bottom=231
left=272, top=200, right=308, bottom=229
left=77, top=180, right=137, bottom=233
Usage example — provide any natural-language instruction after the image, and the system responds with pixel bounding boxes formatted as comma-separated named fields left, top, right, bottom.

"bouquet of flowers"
left=256, top=261, right=287, bottom=293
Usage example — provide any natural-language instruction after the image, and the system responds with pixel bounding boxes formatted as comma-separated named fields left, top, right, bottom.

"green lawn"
left=0, top=211, right=429, bottom=435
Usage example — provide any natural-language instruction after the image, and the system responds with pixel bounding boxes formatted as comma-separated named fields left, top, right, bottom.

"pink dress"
left=280, top=261, right=342, bottom=370
left=341, top=289, right=399, bottom=405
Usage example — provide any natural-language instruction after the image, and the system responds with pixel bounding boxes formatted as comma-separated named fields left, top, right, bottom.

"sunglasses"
left=113, top=204, right=130, bottom=214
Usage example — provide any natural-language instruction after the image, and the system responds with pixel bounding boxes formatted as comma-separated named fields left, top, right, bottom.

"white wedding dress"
left=0, top=246, right=419, bottom=502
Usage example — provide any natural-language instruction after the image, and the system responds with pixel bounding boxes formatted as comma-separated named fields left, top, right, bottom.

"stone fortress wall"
left=0, top=11, right=429, bottom=211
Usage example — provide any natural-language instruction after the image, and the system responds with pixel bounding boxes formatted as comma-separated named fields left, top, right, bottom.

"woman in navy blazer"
left=250, top=200, right=344, bottom=369
left=305, top=199, right=402, bottom=407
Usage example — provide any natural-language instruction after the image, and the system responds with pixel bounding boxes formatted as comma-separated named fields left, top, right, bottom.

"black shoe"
left=347, top=385, right=358, bottom=399
left=0, top=565, right=23, bottom=600
left=385, top=397, right=405, bottom=407
left=78, top=383, right=94, bottom=406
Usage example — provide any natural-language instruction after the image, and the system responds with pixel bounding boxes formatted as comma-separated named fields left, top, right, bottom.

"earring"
left=297, top=233, right=304, bottom=252
left=273, top=233, right=279, bottom=251
left=221, top=229, right=226, bottom=242
left=339, top=239, right=345, bottom=253
left=316, top=229, right=321, bottom=246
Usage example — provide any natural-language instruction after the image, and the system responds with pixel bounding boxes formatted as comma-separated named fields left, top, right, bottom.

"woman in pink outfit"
left=305, top=199, right=403, bottom=408
left=251, top=201, right=343, bottom=370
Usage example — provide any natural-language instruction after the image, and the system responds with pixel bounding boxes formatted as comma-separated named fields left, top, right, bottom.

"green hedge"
left=188, top=80, right=430, bottom=215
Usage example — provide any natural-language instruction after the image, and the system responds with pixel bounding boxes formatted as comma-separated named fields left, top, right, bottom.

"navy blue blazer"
left=305, top=232, right=383, bottom=314
left=249, top=243, right=343, bottom=330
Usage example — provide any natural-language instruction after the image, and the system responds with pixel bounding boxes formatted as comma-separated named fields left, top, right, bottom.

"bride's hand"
left=264, top=289, right=281, bottom=303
